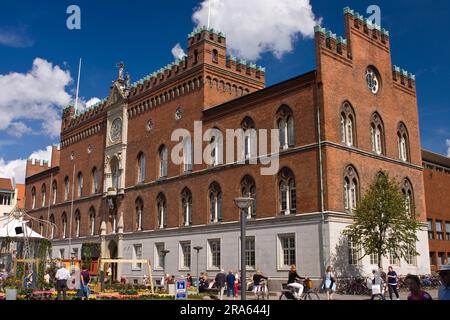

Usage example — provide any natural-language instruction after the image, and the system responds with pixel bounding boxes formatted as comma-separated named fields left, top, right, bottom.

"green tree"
left=343, top=172, right=420, bottom=268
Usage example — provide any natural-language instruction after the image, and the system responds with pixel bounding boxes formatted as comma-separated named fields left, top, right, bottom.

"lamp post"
left=161, top=249, right=170, bottom=289
left=233, top=197, right=254, bottom=301
left=193, top=246, right=203, bottom=294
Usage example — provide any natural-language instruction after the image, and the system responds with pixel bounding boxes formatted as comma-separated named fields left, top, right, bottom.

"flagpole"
left=207, top=0, right=212, bottom=28
left=74, top=58, right=82, bottom=111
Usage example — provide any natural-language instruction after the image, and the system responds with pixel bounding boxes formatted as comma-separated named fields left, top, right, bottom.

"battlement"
left=314, top=25, right=351, bottom=61
left=224, top=55, right=266, bottom=80
left=343, top=7, right=390, bottom=51
left=188, top=26, right=226, bottom=47
left=392, top=65, right=416, bottom=92
left=62, top=99, right=108, bottom=132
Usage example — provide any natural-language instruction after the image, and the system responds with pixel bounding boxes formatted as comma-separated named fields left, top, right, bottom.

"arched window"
left=135, top=197, right=144, bottom=231
left=75, top=210, right=81, bottom=237
left=181, top=188, right=192, bottom=226
left=64, top=176, right=70, bottom=201
left=241, top=117, right=257, bottom=160
left=370, top=113, right=385, bottom=155
left=183, top=137, right=193, bottom=172
left=340, top=102, right=356, bottom=147
left=111, top=212, right=117, bottom=234
left=39, top=216, right=44, bottom=236
left=344, top=165, right=359, bottom=212
left=212, top=49, right=218, bottom=63
left=77, top=172, right=83, bottom=198
left=52, top=180, right=57, bottom=205
left=49, top=214, right=55, bottom=240
left=157, top=193, right=167, bottom=229
left=41, top=184, right=46, bottom=207
left=89, top=207, right=96, bottom=236
left=159, top=145, right=168, bottom=178
left=397, top=123, right=410, bottom=162
left=92, top=167, right=98, bottom=194
left=278, top=168, right=296, bottom=215
left=206, top=128, right=223, bottom=166
left=276, top=106, right=294, bottom=150
left=137, top=153, right=146, bottom=183
left=194, top=50, right=199, bottom=64
left=209, top=182, right=222, bottom=223
left=402, top=179, right=415, bottom=217
left=241, top=175, right=256, bottom=219
left=31, top=187, right=36, bottom=209
left=62, top=212, right=67, bottom=239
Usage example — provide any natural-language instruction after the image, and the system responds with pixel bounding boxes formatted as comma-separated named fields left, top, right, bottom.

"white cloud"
left=446, top=139, right=450, bottom=157
left=73, top=97, right=102, bottom=113
left=171, top=43, right=187, bottom=60
left=0, top=146, right=53, bottom=184
left=192, top=0, right=320, bottom=61
left=0, top=28, right=34, bottom=48
left=0, top=58, right=72, bottom=138
left=7, top=122, right=32, bottom=138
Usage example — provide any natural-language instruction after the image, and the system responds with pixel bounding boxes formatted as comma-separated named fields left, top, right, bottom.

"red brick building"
left=422, top=150, right=450, bottom=272
left=24, top=7, right=430, bottom=280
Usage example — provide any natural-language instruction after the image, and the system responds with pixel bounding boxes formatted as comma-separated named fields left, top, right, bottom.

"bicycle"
left=279, top=279, right=320, bottom=300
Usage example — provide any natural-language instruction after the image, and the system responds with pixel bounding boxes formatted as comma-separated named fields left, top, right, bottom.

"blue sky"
left=0, top=0, right=449, bottom=182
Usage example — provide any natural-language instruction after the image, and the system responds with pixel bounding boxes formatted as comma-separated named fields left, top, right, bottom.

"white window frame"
left=277, top=234, right=296, bottom=270
left=207, top=239, right=221, bottom=271
left=132, top=244, right=143, bottom=271
left=179, top=241, right=191, bottom=271
left=154, top=243, right=165, bottom=271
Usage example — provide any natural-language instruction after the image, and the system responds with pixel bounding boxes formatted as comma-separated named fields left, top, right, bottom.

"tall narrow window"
left=64, top=176, right=70, bottom=201
left=279, top=234, right=296, bottom=268
left=77, top=173, right=83, bottom=198
left=157, top=193, right=167, bottom=229
left=49, top=214, right=55, bottom=240
left=276, top=105, right=294, bottom=150
left=62, top=213, right=67, bottom=239
left=111, top=212, right=117, bottom=234
left=181, top=188, right=192, bottom=227
left=278, top=168, right=296, bottom=215
left=208, top=239, right=221, bottom=269
left=209, top=182, right=222, bottom=223
left=110, top=157, right=120, bottom=191
left=241, top=117, right=257, bottom=160
left=340, top=102, right=356, bottom=147
left=344, top=165, right=359, bottom=212
left=41, top=184, right=46, bottom=207
left=212, top=49, right=218, bottom=63
left=31, top=187, right=36, bottom=209
left=89, top=207, right=96, bottom=236
left=137, top=153, right=146, bottom=183
left=402, top=179, right=415, bottom=217
left=245, top=237, right=256, bottom=269
left=427, top=219, right=434, bottom=240
left=241, top=176, right=256, bottom=219
left=446, top=222, right=450, bottom=241
left=180, top=242, right=191, bottom=269
left=207, top=128, right=223, bottom=167
left=183, top=137, right=193, bottom=172
left=159, top=145, right=168, bottom=178
left=370, top=113, right=385, bottom=155
left=75, top=210, right=81, bottom=237
left=92, top=167, right=98, bottom=194
left=397, top=123, right=410, bottom=162
left=436, top=220, right=444, bottom=240
left=52, top=181, right=57, bottom=204
left=348, top=238, right=360, bottom=265
left=135, top=198, right=143, bottom=231
left=132, top=244, right=143, bottom=270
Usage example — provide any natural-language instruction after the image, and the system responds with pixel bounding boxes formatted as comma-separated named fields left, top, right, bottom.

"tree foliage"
left=343, top=172, right=420, bottom=268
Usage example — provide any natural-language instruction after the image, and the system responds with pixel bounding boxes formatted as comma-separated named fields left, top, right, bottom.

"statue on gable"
left=125, top=73, right=130, bottom=89
left=116, top=62, right=125, bottom=81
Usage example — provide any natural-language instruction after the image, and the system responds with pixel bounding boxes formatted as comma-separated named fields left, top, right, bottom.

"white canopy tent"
left=0, top=217, right=44, bottom=239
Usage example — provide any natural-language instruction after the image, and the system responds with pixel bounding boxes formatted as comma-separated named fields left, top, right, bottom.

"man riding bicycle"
left=287, top=265, right=306, bottom=299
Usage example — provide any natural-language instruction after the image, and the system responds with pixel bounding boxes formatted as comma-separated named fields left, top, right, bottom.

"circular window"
left=365, top=67, right=380, bottom=94
left=175, top=107, right=183, bottom=121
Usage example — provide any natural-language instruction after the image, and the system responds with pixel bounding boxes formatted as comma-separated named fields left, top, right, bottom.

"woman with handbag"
left=323, top=266, right=336, bottom=300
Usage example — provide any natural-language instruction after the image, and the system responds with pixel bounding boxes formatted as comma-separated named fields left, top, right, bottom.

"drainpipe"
left=316, top=78, right=326, bottom=277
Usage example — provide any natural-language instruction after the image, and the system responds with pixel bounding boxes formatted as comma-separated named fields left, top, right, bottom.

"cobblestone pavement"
left=219, top=289, right=439, bottom=301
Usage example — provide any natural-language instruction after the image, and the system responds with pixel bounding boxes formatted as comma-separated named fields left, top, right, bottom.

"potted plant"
left=4, top=278, right=21, bottom=300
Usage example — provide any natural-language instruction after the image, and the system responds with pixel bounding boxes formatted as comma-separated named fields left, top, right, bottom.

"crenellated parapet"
left=314, top=25, right=351, bottom=62
left=225, top=55, right=265, bottom=81
left=343, top=7, right=390, bottom=52
left=62, top=99, right=108, bottom=133
left=188, top=26, right=226, bottom=47
left=392, top=65, right=416, bottom=93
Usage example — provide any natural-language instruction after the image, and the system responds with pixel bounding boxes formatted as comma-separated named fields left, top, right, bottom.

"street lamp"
left=193, top=246, right=203, bottom=294
left=161, top=249, right=170, bottom=289
left=233, top=197, right=254, bottom=301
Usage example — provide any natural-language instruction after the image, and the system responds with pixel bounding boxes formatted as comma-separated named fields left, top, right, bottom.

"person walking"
left=55, top=263, right=70, bottom=300
left=438, top=264, right=450, bottom=300
left=214, top=269, right=227, bottom=300
left=387, top=266, right=400, bottom=300
left=226, top=271, right=236, bottom=299
left=287, top=265, right=305, bottom=299
left=370, top=269, right=385, bottom=300
left=80, top=266, right=91, bottom=299
left=323, top=266, right=336, bottom=300
left=405, top=274, right=432, bottom=301
left=234, top=271, right=239, bottom=298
